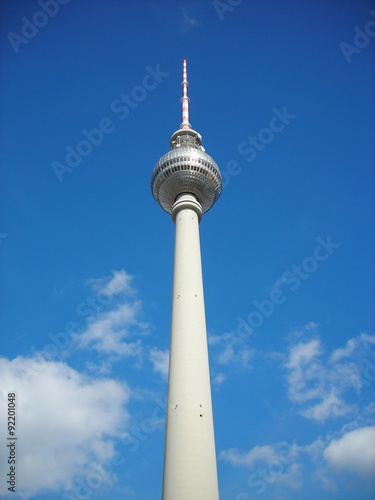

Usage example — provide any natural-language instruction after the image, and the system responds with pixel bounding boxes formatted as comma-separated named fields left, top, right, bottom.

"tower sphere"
left=151, top=128, right=222, bottom=215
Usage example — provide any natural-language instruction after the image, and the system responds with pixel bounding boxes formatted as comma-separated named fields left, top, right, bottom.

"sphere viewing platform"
left=151, top=128, right=222, bottom=215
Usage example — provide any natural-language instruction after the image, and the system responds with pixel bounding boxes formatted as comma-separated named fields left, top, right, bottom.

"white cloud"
left=219, top=442, right=303, bottom=491
left=73, top=270, right=150, bottom=366
left=329, top=333, right=375, bottom=363
left=212, top=372, right=226, bottom=387
left=149, top=347, right=169, bottom=379
left=75, top=302, right=146, bottom=359
left=285, top=338, right=324, bottom=405
left=286, top=338, right=322, bottom=371
left=0, top=356, right=130, bottom=498
left=284, top=322, right=319, bottom=342
left=283, top=329, right=375, bottom=422
left=219, top=444, right=280, bottom=467
left=300, top=391, right=354, bottom=421
left=274, top=462, right=302, bottom=490
left=324, top=426, right=375, bottom=477
left=302, top=437, right=325, bottom=461
left=209, top=333, right=255, bottom=369
left=219, top=441, right=301, bottom=467
left=88, top=269, right=135, bottom=297
left=219, top=422, right=375, bottom=495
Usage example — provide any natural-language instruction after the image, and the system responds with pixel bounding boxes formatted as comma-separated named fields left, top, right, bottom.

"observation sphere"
left=151, top=129, right=222, bottom=215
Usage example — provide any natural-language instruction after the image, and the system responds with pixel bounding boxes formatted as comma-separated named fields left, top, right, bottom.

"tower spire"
left=181, top=59, right=191, bottom=130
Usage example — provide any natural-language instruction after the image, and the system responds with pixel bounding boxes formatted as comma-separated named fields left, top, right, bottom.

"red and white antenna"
left=181, top=59, right=191, bottom=130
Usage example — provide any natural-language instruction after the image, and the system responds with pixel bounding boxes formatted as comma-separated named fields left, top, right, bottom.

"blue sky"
left=0, top=0, right=374, bottom=498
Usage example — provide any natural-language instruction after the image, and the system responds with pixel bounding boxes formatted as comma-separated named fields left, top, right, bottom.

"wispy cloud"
left=329, top=333, right=375, bottom=363
left=87, top=269, right=135, bottom=297
left=73, top=270, right=149, bottom=369
left=212, top=372, right=226, bottom=387
left=220, top=424, right=375, bottom=495
left=209, top=332, right=255, bottom=369
left=75, top=302, right=146, bottom=357
left=281, top=326, right=375, bottom=422
left=149, top=347, right=169, bottom=379
left=220, top=443, right=286, bottom=467
left=220, top=441, right=303, bottom=491
left=300, top=391, right=354, bottom=422
left=180, top=6, right=201, bottom=33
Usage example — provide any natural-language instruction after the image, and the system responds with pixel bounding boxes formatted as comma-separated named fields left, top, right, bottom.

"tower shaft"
left=162, top=194, right=219, bottom=500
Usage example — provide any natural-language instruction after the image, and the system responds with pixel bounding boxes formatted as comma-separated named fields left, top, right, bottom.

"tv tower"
left=151, top=60, right=221, bottom=500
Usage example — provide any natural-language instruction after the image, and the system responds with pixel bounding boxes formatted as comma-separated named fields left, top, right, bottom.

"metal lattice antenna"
left=181, top=59, right=191, bottom=130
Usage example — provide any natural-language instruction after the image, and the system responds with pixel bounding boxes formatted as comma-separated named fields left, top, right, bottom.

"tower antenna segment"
left=181, top=58, right=191, bottom=130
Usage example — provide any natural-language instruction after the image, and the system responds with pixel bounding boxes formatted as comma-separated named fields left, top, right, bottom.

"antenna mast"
left=181, top=59, right=191, bottom=130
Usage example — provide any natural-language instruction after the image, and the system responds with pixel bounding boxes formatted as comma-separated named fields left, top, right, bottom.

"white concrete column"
left=162, top=194, right=219, bottom=500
